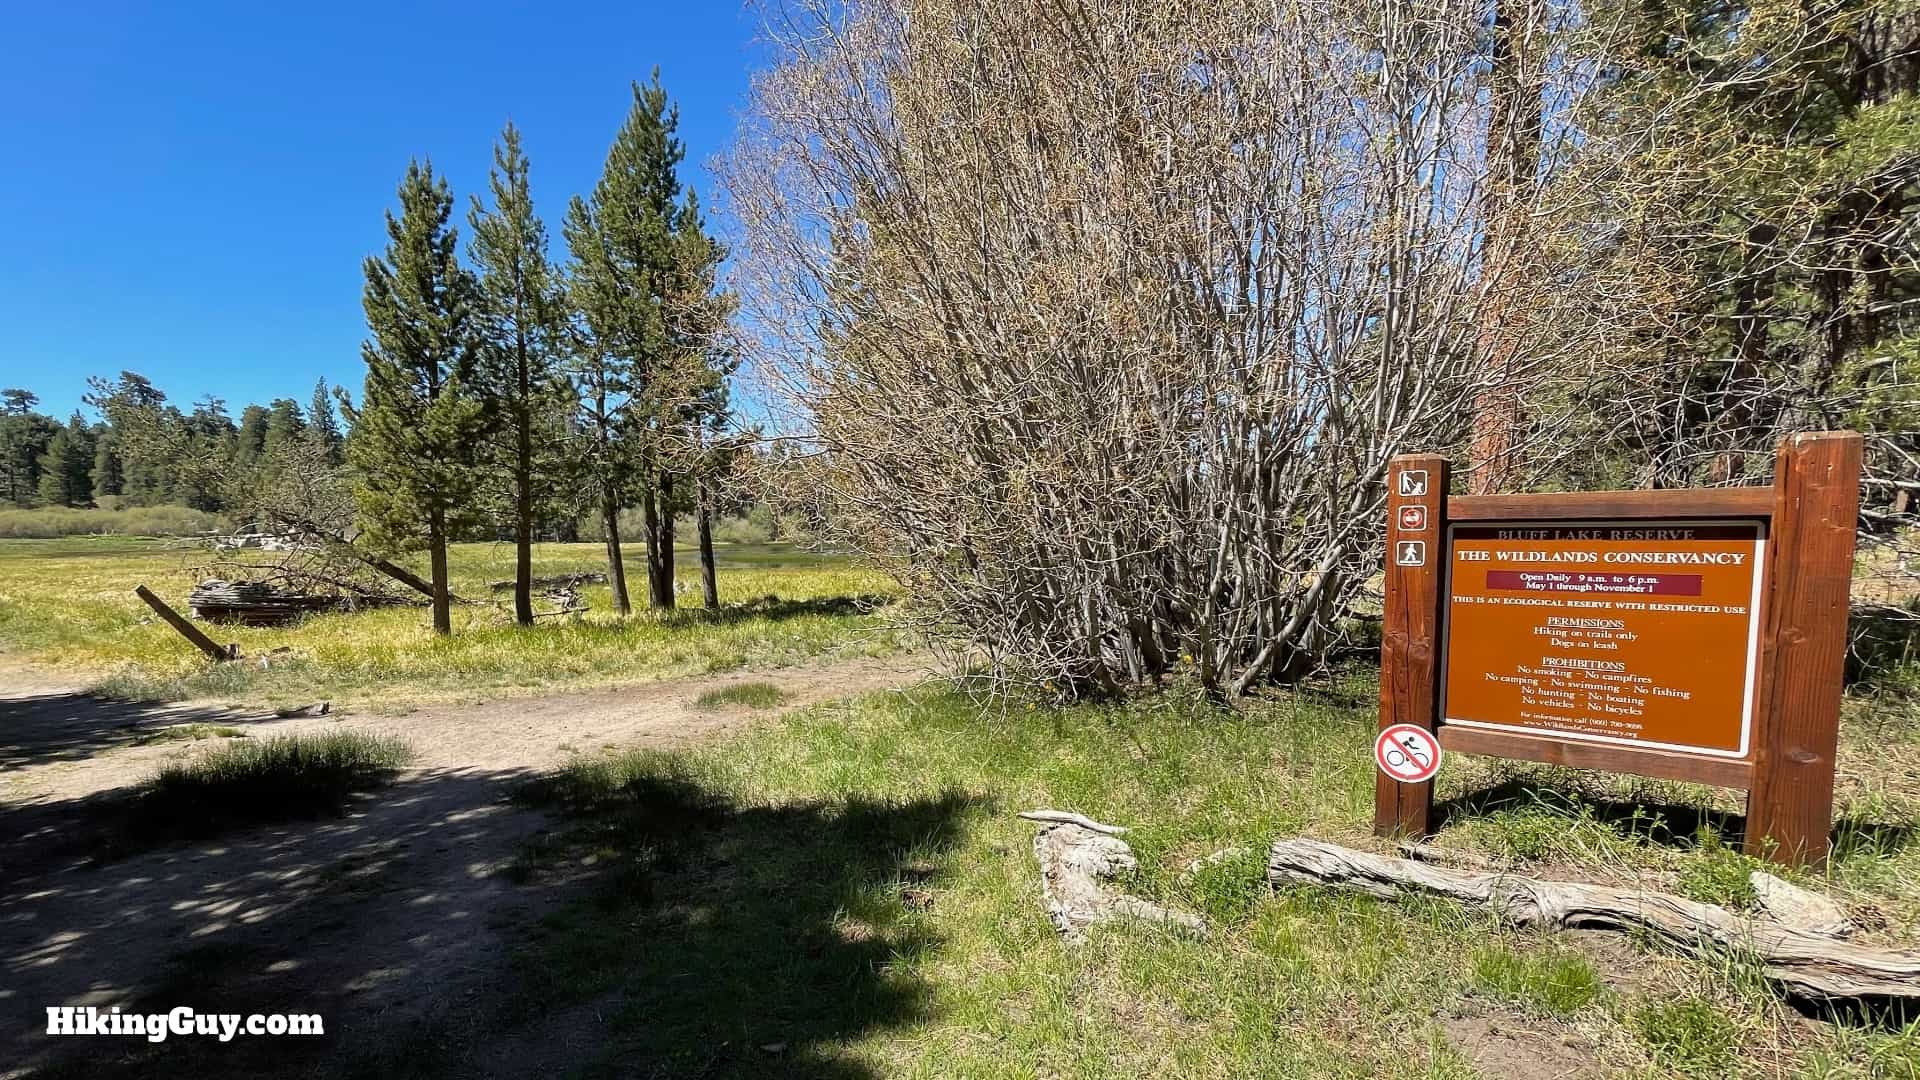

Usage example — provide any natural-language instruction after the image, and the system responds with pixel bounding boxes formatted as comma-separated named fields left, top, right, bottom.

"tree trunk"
left=1466, top=0, right=1545, bottom=495
left=513, top=474, right=534, bottom=626
left=644, top=475, right=676, bottom=610
left=512, top=337, right=535, bottom=627
left=660, top=470, right=677, bottom=607
left=428, top=506, right=451, bottom=636
left=603, top=493, right=631, bottom=616
left=1715, top=222, right=1778, bottom=484
left=697, top=479, right=719, bottom=609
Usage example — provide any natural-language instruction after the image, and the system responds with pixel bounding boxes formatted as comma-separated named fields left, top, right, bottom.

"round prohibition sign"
left=1375, top=724, right=1442, bottom=783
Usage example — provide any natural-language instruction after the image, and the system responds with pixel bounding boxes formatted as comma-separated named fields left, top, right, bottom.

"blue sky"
left=0, top=1, right=766, bottom=420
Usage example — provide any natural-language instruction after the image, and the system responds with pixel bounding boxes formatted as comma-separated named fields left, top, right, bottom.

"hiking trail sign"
left=1373, top=433, right=1861, bottom=869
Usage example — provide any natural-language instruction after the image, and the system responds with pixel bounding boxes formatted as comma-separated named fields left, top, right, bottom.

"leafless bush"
left=723, top=0, right=1633, bottom=696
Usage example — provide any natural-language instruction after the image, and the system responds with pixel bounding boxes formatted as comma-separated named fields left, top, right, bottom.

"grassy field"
left=8, top=534, right=1920, bottom=1078
left=489, top=672, right=1920, bottom=1080
left=0, top=537, right=903, bottom=709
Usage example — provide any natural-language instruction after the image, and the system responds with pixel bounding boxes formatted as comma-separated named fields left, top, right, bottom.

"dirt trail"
left=0, top=654, right=928, bottom=1078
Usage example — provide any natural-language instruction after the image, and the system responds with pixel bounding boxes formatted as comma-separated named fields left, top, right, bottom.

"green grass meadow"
left=7, top=534, right=1920, bottom=1078
left=492, top=674, right=1920, bottom=1079
left=0, top=537, right=903, bottom=708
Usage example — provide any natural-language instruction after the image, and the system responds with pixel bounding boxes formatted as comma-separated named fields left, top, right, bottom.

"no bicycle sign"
left=1375, top=723, right=1442, bottom=784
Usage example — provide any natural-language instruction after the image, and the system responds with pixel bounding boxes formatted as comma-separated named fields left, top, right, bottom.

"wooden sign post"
left=1373, top=432, right=1861, bottom=869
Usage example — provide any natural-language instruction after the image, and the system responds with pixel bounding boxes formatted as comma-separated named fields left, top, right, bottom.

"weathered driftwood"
left=1024, top=811, right=1206, bottom=941
left=1751, top=870, right=1855, bottom=939
left=1018, top=809, right=1128, bottom=836
left=1268, top=838, right=1914, bottom=1002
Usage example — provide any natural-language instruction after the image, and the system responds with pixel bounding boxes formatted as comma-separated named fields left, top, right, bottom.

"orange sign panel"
left=1441, top=521, right=1766, bottom=758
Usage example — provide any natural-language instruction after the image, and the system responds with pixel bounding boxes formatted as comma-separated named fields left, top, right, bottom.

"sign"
left=1376, top=724, right=1442, bottom=783
left=1442, top=521, right=1764, bottom=758
left=1370, top=434, right=1863, bottom=869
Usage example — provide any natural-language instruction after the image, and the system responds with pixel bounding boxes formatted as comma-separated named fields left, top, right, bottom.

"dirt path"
left=0, top=655, right=928, bottom=1078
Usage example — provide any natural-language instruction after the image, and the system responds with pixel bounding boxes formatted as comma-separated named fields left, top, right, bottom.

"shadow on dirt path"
left=0, top=655, right=933, bottom=1078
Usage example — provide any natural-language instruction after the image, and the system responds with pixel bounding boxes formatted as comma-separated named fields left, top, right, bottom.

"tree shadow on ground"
left=500, top=763, right=983, bottom=1079
left=3, top=763, right=562, bottom=1080
left=0, top=690, right=279, bottom=774
left=1434, top=777, right=1746, bottom=849
left=6, top=745, right=981, bottom=1079
left=28, top=745, right=412, bottom=867
left=1433, top=777, right=1916, bottom=862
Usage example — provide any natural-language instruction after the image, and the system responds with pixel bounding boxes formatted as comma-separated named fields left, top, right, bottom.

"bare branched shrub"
left=724, top=0, right=1619, bottom=696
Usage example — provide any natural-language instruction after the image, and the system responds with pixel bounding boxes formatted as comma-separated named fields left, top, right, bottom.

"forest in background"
left=2, top=72, right=766, bottom=633
left=3, top=0, right=1915, bottom=697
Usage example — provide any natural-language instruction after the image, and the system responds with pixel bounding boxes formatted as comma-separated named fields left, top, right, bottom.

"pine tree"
left=348, top=160, right=487, bottom=635
left=263, top=398, right=307, bottom=459
left=235, top=404, right=271, bottom=469
left=0, top=389, right=55, bottom=506
left=308, top=379, right=344, bottom=465
left=91, top=430, right=124, bottom=501
left=1580, top=0, right=1920, bottom=494
left=83, top=372, right=175, bottom=505
left=471, top=121, right=571, bottom=627
left=567, top=73, right=693, bottom=611
left=178, top=397, right=236, bottom=511
left=37, top=413, right=95, bottom=507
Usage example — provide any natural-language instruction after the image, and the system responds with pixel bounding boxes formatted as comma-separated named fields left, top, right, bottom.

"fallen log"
left=135, top=585, right=237, bottom=662
left=189, top=579, right=348, bottom=627
left=1024, top=810, right=1206, bottom=941
left=1267, top=838, right=1916, bottom=1003
left=487, top=571, right=607, bottom=593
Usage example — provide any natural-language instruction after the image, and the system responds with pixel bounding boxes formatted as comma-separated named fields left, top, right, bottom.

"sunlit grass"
left=692, top=681, right=789, bottom=710
left=504, top=672, right=1920, bottom=1078
left=0, top=537, right=904, bottom=709
left=149, top=731, right=414, bottom=814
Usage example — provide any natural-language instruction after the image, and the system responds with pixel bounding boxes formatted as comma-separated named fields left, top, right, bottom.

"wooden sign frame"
left=1374, top=432, right=1862, bottom=868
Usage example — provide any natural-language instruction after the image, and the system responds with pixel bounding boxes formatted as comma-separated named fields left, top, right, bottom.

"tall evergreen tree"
left=177, top=396, right=237, bottom=511
left=263, top=398, right=307, bottom=459
left=83, top=372, right=177, bottom=505
left=309, top=379, right=344, bottom=465
left=560, top=213, right=636, bottom=615
left=37, top=413, right=95, bottom=507
left=234, top=404, right=271, bottom=469
left=91, top=429, right=124, bottom=501
left=347, top=160, right=487, bottom=635
left=471, top=120, right=571, bottom=627
left=1578, top=0, right=1920, bottom=496
left=567, top=73, right=693, bottom=611
left=0, top=389, right=55, bottom=506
